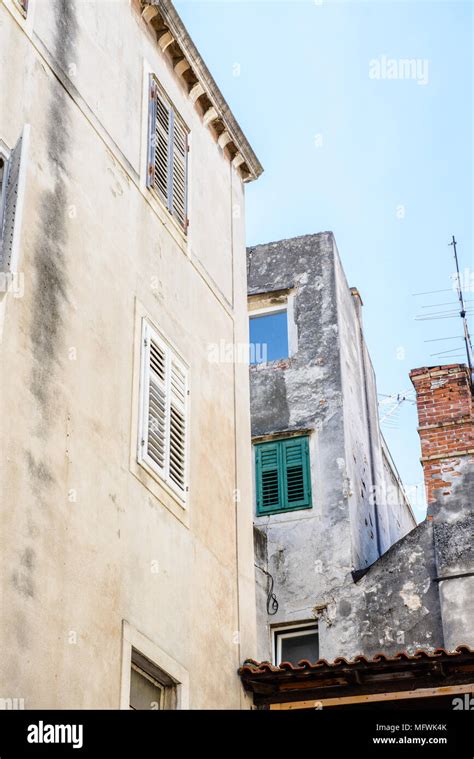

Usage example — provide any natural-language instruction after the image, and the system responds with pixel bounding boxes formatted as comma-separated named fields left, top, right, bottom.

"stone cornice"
left=141, top=0, right=263, bottom=182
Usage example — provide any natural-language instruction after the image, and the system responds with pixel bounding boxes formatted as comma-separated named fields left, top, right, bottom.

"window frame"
left=273, top=623, right=319, bottom=666
left=130, top=662, right=165, bottom=710
left=129, top=649, right=177, bottom=710
left=120, top=621, right=189, bottom=710
left=147, top=74, right=189, bottom=233
left=138, top=319, right=189, bottom=503
left=249, top=304, right=289, bottom=364
left=254, top=435, right=312, bottom=516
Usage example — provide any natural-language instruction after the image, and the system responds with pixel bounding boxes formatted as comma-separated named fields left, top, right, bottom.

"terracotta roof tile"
left=239, top=645, right=474, bottom=676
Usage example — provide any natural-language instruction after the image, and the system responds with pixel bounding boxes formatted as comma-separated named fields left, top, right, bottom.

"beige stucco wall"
left=0, top=0, right=257, bottom=709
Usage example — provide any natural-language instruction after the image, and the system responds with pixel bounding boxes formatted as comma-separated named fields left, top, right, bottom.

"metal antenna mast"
left=449, top=235, right=473, bottom=378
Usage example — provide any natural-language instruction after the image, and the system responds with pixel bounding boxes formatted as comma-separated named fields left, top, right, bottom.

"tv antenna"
left=378, top=391, right=416, bottom=427
left=449, top=235, right=473, bottom=378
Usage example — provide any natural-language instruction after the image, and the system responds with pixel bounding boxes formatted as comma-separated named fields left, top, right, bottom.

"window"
left=130, top=664, right=164, bottom=710
left=249, top=308, right=289, bottom=364
left=274, top=624, right=319, bottom=666
left=129, top=650, right=176, bottom=710
left=147, top=75, right=189, bottom=232
left=0, top=127, right=29, bottom=275
left=14, top=0, right=28, bottom=16
left=255, top=436, right=312, bottom=515
left=139, top=320, right=188, bottom=499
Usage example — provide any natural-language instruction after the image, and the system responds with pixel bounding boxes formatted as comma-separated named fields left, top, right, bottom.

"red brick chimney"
left=410, top=364, right=473, bottom=513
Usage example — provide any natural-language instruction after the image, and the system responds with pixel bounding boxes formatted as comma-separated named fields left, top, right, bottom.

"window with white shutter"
left=0, top=126, right=30, bottom=275
left=139, top=320, right=188, bottom=499
left=14, top=0, right=29, bottom=17
left=147, top=75, right=189, bottom=233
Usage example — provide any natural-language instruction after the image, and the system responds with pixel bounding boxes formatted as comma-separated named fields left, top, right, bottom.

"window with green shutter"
left=255, top=436, right=312, bottom=516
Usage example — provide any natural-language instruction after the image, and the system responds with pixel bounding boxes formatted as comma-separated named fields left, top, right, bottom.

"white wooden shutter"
left=168, top=355, right=187, bottom=493
left=145, top=328, right=167, bottom=475
left=0, top=126, right=29, bottom=274
left=140, top=321, right=188, bottom=498
left=154, top=92, right=172, bottom=203
left=170, top=116, right=188, bottom=230
left=146, top=77, right=158, bottom=189
left=147, top=76, right=171, bottom=205
left=147, top=76, right=188, bottom=232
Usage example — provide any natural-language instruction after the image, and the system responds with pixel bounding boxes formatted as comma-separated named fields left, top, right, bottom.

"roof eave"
left=142, top=0, right=263, bottom=182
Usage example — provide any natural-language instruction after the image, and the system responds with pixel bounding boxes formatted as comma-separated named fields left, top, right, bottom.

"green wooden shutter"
left=255, top=437, right=312, bottom=515
left=256, top=442, right=281, bottom=514
left=281, top=437, right=311, bottom=509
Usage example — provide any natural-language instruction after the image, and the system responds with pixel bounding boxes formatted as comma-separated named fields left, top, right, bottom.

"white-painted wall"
left=0, top=0, right=257, bottom=709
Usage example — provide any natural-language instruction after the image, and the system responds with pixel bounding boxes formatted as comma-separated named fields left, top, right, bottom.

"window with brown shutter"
left=147, top=75, right=189, bottom=233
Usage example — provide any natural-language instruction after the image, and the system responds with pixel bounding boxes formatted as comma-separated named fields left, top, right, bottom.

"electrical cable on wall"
left=254, top=564, right=279, bottom=615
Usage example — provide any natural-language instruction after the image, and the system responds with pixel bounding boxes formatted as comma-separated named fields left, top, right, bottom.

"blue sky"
left=175, top=0, right=473, bottom=521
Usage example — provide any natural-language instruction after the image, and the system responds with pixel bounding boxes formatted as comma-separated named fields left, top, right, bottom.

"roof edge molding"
left=141, top=0, right=263, bottom=183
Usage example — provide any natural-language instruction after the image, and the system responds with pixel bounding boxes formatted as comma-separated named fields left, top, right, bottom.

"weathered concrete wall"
left=0, top=0, right=257, bottom=708
left=335, top=253, right=415, bottom=569
left=336, top=267, right=380, bottom=569
left=248, top=232, right=415, bottom=662
left=248, top=233, right=351, bottom=661
left=434, top=502, right=474, bottom=650
left=279, top=518, right=444, bottom=662
left=381, top=440, right=417, bottom=546
left=349, top=520, right=444, bottom=657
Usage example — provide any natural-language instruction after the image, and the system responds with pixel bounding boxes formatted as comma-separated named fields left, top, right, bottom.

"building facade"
left=0, top=0, right=262, bottom=709
left=241, top=361, right=473, bottom=709
left=248, top=232, right=416, bottom=664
